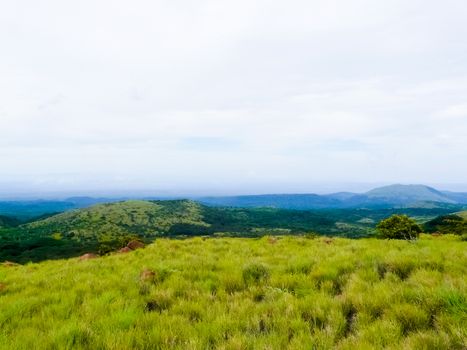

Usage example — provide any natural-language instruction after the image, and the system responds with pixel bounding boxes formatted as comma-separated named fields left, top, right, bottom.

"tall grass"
left=0, top=235, right=465, bottom=349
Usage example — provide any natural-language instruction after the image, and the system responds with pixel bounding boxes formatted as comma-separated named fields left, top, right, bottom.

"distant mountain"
left=0, top=200, right=76, bottom=220
left=364, top=184, right=455, bottom=204
left=1, top=184, right=465, bottom=219
left=65, top=196, right=124, bottom=207
left=199, top=194, right=342, bottom=209
left=441, top=191, right=467, bottom=204
left=199, top=184, right=467, bottom=209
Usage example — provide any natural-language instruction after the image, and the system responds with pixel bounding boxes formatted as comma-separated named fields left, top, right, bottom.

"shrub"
left=145, top=291, right=173, bottom=313
left=304, top=232, right=318, bottom=239
left=376, top=215, right=422, bottom=240
left=242, top=263, right=270, bottom=284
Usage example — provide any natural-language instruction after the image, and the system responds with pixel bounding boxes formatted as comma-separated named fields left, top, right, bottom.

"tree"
left=376, top=215, right=422, bottom=240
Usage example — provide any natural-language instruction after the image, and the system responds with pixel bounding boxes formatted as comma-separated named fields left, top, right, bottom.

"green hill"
left=25, top=200, right=209, bottom=240
left=0, top=235, right=465, bottom=349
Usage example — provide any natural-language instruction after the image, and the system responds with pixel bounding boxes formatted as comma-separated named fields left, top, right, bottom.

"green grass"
left=0, top=234, right=465, bottom=349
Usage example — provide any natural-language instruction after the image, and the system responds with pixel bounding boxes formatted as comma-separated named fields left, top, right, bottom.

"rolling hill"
left=1, top=200, right=340, bottom=262
left=0, top=199, right=459, bottom=263
left=24, top=200, right=209, bottom=239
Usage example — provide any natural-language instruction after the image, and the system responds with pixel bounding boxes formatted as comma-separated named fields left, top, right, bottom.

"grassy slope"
left=457, top=210, right=467, bottom=219
left=0, top=235, right=465, bottom=349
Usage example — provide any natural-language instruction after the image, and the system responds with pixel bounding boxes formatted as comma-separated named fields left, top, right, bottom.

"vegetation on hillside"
left=425, top=214, right=467, bottom=236
left=0, top=235, right=465, bottom=349
left=0, top=200, right=461, bottom=263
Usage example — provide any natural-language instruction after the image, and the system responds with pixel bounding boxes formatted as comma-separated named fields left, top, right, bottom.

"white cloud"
left=0, top=0, right=467, bottom=195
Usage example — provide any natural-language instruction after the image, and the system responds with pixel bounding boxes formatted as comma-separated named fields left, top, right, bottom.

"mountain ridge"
left=198, top=184, right=467, bottom=209
left=1, top=185, right=466, bottom=219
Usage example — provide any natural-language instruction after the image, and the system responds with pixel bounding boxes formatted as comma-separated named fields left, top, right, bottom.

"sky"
left=1, top=0, right=467, bottom=197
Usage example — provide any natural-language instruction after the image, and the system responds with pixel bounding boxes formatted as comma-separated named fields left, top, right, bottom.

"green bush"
left=242, top=263, right=270, bottom=284
left=376, top=215, right=422, bottom=240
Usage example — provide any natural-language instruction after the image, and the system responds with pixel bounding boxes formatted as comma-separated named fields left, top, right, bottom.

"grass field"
left=0, top=235, right=466, bottom=349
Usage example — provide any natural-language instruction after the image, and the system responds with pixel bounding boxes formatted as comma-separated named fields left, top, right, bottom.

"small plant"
left=376, top=215, right=422, bottom=240
left=242, top=263, right=270, bottom=284
left=145, top=291, right=173, bottom=313
left=222, top=274, right=244, bottom=294
left=304, top=232, right=318, bottom=239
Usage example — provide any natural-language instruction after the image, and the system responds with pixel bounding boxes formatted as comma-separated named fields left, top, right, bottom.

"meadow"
left=0, top=235, right=466, bottom=349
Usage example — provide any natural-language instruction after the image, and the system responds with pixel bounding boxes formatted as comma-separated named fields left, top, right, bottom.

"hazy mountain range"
left=0, top=184, right=466, bottom=220
left=197, top=184, right=467, bottom=210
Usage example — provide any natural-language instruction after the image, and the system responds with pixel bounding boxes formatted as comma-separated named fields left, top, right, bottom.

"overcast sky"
left=1, top=0, right=467, bottom=197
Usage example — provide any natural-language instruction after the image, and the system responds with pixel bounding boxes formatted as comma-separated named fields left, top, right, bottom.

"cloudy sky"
left=1, top=0, right=467, bottom=197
